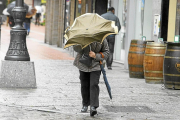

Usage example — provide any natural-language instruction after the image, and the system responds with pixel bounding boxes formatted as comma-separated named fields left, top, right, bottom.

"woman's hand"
left=89, top=51, right=96, bottom=58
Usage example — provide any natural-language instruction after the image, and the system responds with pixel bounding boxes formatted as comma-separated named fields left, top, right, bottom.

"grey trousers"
left=106, top=36, right=115, bottom=68
left=79, top=70, right=101, bottom=108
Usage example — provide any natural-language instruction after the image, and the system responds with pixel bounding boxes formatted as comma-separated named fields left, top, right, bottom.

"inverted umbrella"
left=7, top=1, right=29, bottom=16
left=64, top=13, right=118, bottom=49
left=2, top=8, right=10, bottom=16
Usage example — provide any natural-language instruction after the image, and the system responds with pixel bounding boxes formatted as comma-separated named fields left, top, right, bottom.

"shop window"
left=75, top=0, right=82, bottom=17
left=160, top=0, right=169, bottom=41
left=65, top=0, right=71, bottom=28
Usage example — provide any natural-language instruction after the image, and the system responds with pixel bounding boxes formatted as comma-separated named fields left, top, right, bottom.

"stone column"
left=87, top=0, right=92, bottom=13
left=44, top=0, right=50, bottom=43
left=51, top=0, right=59, bottom=45
left=70, top=0, right=75, bottom=26
left=81, top=0, right=86, bottom=14
left=48, top=0, right=54, bottom=45
left=57, top=0, right=65, bottom=48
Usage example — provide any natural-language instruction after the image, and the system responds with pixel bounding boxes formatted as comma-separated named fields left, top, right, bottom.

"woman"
left=24, top=17, right=32, bottom=35
left=73, top=39, right=109, bottom=116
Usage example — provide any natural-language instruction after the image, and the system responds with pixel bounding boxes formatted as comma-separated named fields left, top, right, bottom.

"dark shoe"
left=81, top=106, right=88, bottom=113
left=90, top=107, right=97, bottom=116
left=108, top=67, right=112, bottom=70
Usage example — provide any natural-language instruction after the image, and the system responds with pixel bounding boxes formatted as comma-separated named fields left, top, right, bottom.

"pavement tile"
left=0, top=24, right=180, bottom=119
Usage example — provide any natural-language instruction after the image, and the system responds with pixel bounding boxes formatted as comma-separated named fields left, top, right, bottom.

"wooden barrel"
left=128, top=40, right=146, bottom=78
left=164, top=42, right=180, bottom=89
left=144, top=42, right=166, bottom=83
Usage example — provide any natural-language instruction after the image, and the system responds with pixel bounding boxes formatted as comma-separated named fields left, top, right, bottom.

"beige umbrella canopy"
left=64, top=13, right=118, bottom=49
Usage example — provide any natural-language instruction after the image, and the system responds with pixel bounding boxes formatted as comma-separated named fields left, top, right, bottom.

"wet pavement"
left=0, top=23, right=180, bottom=120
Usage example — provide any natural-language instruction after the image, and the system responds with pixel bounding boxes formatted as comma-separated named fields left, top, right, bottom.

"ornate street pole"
left=0, top=16, right=2, bottom=50
left=7, top=0, right=11, bottom=26
left=5, top=0, right=30, bottom=61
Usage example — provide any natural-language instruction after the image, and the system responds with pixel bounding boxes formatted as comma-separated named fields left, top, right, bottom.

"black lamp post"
left=0, top=15, right=2, bottom=49
left=5, top=0, right=30, bottom=61
left=0, top=16, right=2, bottom=47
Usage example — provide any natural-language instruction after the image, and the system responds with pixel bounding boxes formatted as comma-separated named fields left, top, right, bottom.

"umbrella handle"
left=99, top=52, right=104, bottom=65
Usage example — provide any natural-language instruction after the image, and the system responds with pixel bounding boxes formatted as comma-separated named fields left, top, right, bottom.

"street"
left=0, top=24, right=180, bottom=120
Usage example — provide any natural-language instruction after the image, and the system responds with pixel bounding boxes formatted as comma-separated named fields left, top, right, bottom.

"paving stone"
left=1, top=24, right=180, bottom=119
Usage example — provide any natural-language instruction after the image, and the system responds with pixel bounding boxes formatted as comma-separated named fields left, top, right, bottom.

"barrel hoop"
left=129, top=64, right=143, bottom=68
left=165, top=81, right=180, bottom=84
left=164, top=74, right=180, bottom=77
left=146, top=47, right=166, bottom=49
left=167, top=49, right=180, bottom=51
left=145, top=77, right=163, bottom=80
left=130, top=45, right=146, bottom=48
left=129, top=71, right=144, bottom=74
left=165, top=80, right=180, bottom=84
left=164, top=56, right=180, bottom=59
left=145, top=70, right=163, bottom=73
left=131, top=40, right=146, bottom=44
left=146, top=43, right=166, bottom=46
left=129, top=51, right=145, bottom=54
left=145, top=54, right=164, bottom=57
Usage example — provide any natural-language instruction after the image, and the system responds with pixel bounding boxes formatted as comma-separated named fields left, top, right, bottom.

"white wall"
left=134, top=0, right=153, bottom=40
left=151, top=0, right=162, bottom=42
left=143, top=0, right=153, bottom=40
left=111, top=0, right=123, bottom=62
left=135, top=0, right=141, bottom=39
left=124, top=0, right=136, bottom=69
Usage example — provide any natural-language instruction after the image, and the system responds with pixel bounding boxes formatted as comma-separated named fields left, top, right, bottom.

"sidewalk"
left=0, top=24, right=180, bottom=120
left=0, top=24, right=74, bottom=60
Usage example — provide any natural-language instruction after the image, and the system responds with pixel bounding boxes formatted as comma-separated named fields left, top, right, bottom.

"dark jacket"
left=24, top=17, right=32, bottom=23
left=101, top=11, right=121, bottom=32
left=73, top=39, right=109, bottom=72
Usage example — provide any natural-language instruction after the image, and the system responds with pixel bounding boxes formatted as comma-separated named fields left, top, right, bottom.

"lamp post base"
left=5, top=56, right=30, bottom=61
left=0, top=60, right=36, bottom=88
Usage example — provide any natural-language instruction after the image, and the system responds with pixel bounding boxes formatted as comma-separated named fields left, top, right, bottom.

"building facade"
left=44, top=0, right=179, bottom=69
